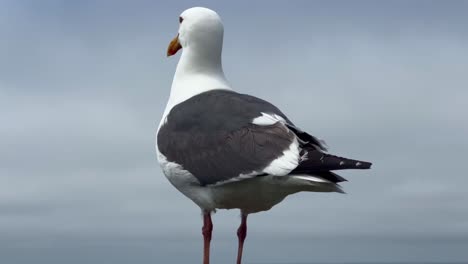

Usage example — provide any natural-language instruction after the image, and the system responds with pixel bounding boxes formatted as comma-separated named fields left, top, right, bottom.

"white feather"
left=262, top=137, right=300, bottom=176
left=207, top=171, right=261, bottom=187
left=156, top=151, right=216, bottom=210
left=252, top=112, right=286, bottom=126
left=292, top=175, right=331, bottom=183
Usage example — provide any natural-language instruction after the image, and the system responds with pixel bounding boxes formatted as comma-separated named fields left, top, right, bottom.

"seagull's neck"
left=166, top=46, right=231, bottom=113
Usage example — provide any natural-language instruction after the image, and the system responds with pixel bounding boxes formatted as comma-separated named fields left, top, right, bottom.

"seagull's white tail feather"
left=291, top=175, right=345, bottom=194
left=292, top=175, right=331, bottom=183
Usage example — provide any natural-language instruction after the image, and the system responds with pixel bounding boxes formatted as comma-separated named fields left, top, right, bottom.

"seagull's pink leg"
left=202, top=212, right=213, bottom=264
left=236, top=213, right=248, bottom=264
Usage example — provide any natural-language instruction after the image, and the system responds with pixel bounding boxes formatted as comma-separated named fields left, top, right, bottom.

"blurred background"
left=1, top=0, right=467, bottom=263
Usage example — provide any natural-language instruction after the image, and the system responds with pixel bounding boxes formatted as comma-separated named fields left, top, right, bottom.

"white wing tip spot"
left=339, top=161, right=345, bottom=166
left=356, top=162, right=361, bottom=166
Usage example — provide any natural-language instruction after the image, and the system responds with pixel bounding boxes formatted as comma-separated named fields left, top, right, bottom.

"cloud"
left=1, top=1, right=468, bottom=263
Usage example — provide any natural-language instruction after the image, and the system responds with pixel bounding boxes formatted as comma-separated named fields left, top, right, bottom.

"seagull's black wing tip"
left=361, top=161, right=373, bottom=169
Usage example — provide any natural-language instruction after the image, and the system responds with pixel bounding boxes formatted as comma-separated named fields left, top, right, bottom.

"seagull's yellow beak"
left=167, top=34, right=182, bottom=57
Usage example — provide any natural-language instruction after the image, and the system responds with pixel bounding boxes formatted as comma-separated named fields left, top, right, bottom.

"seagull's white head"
left=167, top=7, right=224, bottom=58
left=164, top=7, right=230, bottom=112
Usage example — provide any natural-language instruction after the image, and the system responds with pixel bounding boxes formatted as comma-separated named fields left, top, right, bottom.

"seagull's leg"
left=202, top=211, right=213, bottom=264
left=236, top=212, right=248, bottom=264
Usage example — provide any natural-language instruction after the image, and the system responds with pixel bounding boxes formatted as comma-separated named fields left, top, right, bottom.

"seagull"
left=156, top=7, right=372, bottom=264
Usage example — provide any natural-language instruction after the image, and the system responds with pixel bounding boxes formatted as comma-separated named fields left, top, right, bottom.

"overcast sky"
left=1, top=1, right=468, bottom=263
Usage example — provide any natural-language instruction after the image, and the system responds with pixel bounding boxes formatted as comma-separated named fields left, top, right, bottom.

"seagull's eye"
left=179, top=17, right=183, bottom=23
